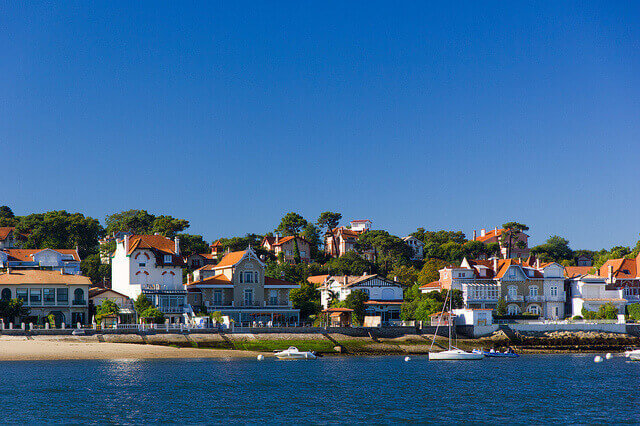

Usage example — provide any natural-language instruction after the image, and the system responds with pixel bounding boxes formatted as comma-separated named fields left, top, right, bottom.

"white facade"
left=319, top=275, right=403, bottom=309
left=403, top=236, right=424, bottom=260
left=349, top=220, right=372, bottom=233
left=568, top=275, right=626, bottom=317
left=111, top=235, right=186, bottom=321
left=452, top=309, right=493, bottom=326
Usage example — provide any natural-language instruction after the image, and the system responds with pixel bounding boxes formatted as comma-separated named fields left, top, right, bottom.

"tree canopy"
left=276, top=212, right=307, bottom=236
left=105, top=210, right=189, bottom=238
left=531, top=235, right=573, bottom=263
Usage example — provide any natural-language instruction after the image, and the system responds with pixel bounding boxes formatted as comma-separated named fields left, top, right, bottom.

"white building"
left=0, top=248, right=82, bottom=274
left=111, top=234, right=186, bottom=322
left=318, top=274, right=404, bottom=324
left=567, top=273, right=626, bottom=317
left=403, top=236, right=424, bottom=260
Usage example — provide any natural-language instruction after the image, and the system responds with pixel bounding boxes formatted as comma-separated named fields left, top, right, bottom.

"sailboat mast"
left=448, top=289, right=452, bottom=350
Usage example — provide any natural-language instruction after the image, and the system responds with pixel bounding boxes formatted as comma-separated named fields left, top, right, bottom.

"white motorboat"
left=624, top=349, right=640, bottom=361
left=274, top=346, right=317, bottom=360
left=428, top=290, right=484, bottom=361
left=429, top=348, right=484, bottom=360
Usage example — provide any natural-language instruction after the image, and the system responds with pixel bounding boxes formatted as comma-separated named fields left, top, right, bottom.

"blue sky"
left=1, top=1, right=638, bottom=250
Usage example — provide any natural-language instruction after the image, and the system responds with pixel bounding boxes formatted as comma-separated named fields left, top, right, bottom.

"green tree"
left=325, top=251, right=377, bottom=276
left=417, top=258, right=447, bottom=286
left=0, top=206, right=17, bottom=227
left=495, top=297, right=507, bottom=316
left=531, top=235, right=573, bottom=263
left=388, top=265, right=418, bottom=287
left=16, top=211, right=103, bottom=258
left=317, top=211, right=342, bottom=257
left=0, top=299, right=29, bottom=324
left=342, top=290, right=369, bottom=324
left=95, top=300, right=120, bottom=321
left=597, top=303, right=619, bottom=320
left=141, top=307, right=165, bottom=324
left=150, top=215, right=190, bottom=238
left=209, top=311, right=224, bottom=325
left=177, top=234, right=209, bottom=257
left=500, top=222, right=529, bottom=259
left=134, top=294, right=152, bottom=315
left=289, top=281, right=321, bottom=320
left=462, top=240, right=488, bottom=259
left=355, top=230, right=413, bottom=274
left=80, top=254, right=111, bottom=287
left=105, top=210, right=189, bottom=237
left=300, top=223, right=322, bottom=261
left=276, top=212, right=308, bottom=237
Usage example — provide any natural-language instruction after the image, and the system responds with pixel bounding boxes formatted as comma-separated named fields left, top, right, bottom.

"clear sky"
left=1, top=1, right=638, bottom=250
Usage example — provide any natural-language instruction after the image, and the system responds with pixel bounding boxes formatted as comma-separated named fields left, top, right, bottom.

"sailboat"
left=428, top=289, right=483, bottom=361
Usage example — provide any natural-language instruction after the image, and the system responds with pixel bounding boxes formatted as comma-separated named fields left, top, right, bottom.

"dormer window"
left=164, top=255, right=172, bottom=264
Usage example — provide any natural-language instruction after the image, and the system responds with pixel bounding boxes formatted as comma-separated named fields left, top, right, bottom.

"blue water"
left=0, top=355, right=638, bottom=424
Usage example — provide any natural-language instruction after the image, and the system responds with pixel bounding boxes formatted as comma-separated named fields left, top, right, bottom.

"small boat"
left=428, top=290, right=483, bottom=361
left=474, top=348, right=519, bottom=358
left=274, top=346, right=317, bottom=360
left=624, top=349, right=640, bottom=361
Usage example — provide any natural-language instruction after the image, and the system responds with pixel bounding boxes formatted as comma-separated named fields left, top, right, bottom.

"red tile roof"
left=214, top=250, right=246, bottom=269
left=565, top=266, right=594, bottom=278
left=599, top=257, right=638, bottom=279
left=2, top=248, right=81, bottom=262
left=127, top=235, right=176, bottom=255
left=307, top=275, right=329, bottom=285
left=187, top=273, right=232, bottom=287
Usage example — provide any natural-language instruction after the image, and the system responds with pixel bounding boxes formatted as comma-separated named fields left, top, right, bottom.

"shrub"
left=627, top=304, right=640, bottom=322
left=572, top=315, right=583, bottom=320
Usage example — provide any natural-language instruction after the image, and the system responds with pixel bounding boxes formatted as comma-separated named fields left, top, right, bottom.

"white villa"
left=318, top=274, right=404, bottom=324
left=0, top=248, right=82, bottom=274
left=403, top=236, right=424, bottom=260
left=111, top=234, right=187, bottom=323
left=566, top=272, right=626, bottom=317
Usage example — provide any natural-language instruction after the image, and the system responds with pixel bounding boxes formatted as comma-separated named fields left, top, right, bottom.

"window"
left=73, top=288, right=85, bottom=305
left=1, top=288, right=11, bottom=300
left=16, top=289, right=28, bottom=302
left=508, top=286, right=517, bottom=297
left=243, top=289, right=253, bottom=306
left=529, top=286, right=538, bottom=297
left=509, top=269, right=516, bottom=278
left=269, top=289, right=278, bottom=306
left=43, top=288, right=55, bottom=305
left=527, top=305, right=540, bottom=315
left=30, top=289, right=42, bottom=304
left=139, top=262, right=146, bottom=267
left=254, top=272, right=259, bottom=283
left=507, top=304, right=520, bottom=315
left=192, top=259, right=201, bottom=268
left=57, top=288, right=68, bottom=303
left=164, top=255, right=172, bottom=264
left=213, top=290, right=222, bottom=305
left=550, top=286, right=558, bottom=297
left=244, top=271, right=254, bottom=284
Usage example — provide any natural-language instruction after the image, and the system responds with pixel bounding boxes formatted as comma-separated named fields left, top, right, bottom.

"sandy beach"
left=0, top=336, right=259, bottom=361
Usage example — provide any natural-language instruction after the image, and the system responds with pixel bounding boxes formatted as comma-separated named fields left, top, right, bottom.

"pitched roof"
left=195, top=264, right=217, bottom=271
left=127, top=235, right=176, bottom=255
left=476, top=228, right=505, bottom=242
left=0, top=269, right=91, bottom=285
left=187, top=273, right=232, bottom=287
left=210, top=240, right=222, bottom=247
left=322, top=274, right=390, bottom=289
left=214, top=250, right=247, bottom=268
left=262, top=235, right=309, bottom=247
left=419, top=281, right=441, bottom=289
left=307, top=275, right=329, bottom=285
left=565, top=266, right=594, bottom=278
left=350, top=219, right=371, bottom=224
left=1, top=248, right=81, bottom=262
left=599, top=257, right=638, bottom=279
left=0, top=227, right=16, bottom=241
left=89, top=287, right=130, bottom=299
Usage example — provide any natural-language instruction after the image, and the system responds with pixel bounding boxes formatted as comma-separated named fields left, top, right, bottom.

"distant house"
left=0, top=248, right=82, bottom=275
left=597, top=253, right=640, bottom=303
left=318, top=274, right=403, bottom=324
left=185, top=252, right=216, bottom=270
left=89, top=287, right=136, bottom=323
left=262, top=235, right=311, bottom=263
left=403, top=236, right=424, bottom=260
left=576, top=255, right=593, bottom=267
left=0, top=269, right=91, bottom=326
left=209, top=240, right=223, bottom=257
left=472, top=226, right=530, bottom=259
left=566, top=273, right=626, bottom=318
left=111, top=234, right=187, bottom=323
left=186, top=247, right=300, bottom=326
left=0, top=227, right=26, bottom=249
left=324, top=219, right=375, bottom=262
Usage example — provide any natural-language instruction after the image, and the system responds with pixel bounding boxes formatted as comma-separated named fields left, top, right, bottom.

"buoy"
left=605, top=353, right=613, bottom=360
left=405, top=356, right=411, bottom=362
left=594, top=356, right=603, bottom=363
left=257, top=354, right=264, bottom=361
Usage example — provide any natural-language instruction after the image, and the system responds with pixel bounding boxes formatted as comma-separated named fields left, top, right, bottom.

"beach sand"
left=0, top=336, right=259, bottom=361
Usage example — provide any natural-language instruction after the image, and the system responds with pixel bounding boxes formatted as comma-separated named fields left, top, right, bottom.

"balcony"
left=157, top=306, right=186, bottom=314
left=72, top=299, right=87, bottom=306
left=546, top=294, right=565, bottom=302
left=505, top=294, right=524, bottom=302
left=525, top=295, right=546, bottom=303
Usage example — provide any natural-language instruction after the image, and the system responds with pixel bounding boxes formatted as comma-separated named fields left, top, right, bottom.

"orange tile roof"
left=187, top=273, right=232, bottom=287
left=307, top=275, right=329, bottom=285
left=2, top=248, right=81, bottom=262
left=419, top=281, right=441, bottom=289
left=565, top=266, right=594, bottom=278
left=127, top=235, right=176, bottom=255
left=476, top=228, right=504, bottom=242
left=0, top=227, right=16, bottom=241
left=0, top=269, right=91, bottom=285
left=210, top=240, right=222, bottom=247
left=195, top=264, right=217, bottom=271
left=214, top=250, right=246, bottom=269
left=363, top=300, right=403, bottom=305
left=599, top=257, right=638, bottom=279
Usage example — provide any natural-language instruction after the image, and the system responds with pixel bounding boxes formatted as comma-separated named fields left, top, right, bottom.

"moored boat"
left=473, top=348, right=519, bottom=358
left=274, top=347, right=317, bottom=360
left=624, top=349, right=640, bottom=361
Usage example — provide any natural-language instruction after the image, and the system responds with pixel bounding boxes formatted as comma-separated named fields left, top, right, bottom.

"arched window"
left=527, top=305, right=540, bottom=316
left=529, top=286, right=538, bottom=297
left=1, top=288, right=11, bottom=300
left=73, top=288, right=84, bottom=303
left=507, top=304, right=520, bottom=316
left=508, top=285, right=518, bottom=297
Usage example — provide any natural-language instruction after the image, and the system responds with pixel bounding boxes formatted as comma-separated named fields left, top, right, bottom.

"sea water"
left=0, top=354, right=638, bottom=424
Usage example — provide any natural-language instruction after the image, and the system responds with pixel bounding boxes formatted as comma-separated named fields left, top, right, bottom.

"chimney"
left=480, top=229, right=486, bottom=237
left=60, top=269, right=65, bottom=275
left=174, top=236, right=180, bottom=256
left=608, top=265, right=613, bottom=281
left=536, top=258, right=540, bottom=269
left=124, top=234, right=130, bottom=253
left=187, top=273, right=191, bottom=285
left=493, top=257, right=498, bottom=272
left=343, top=276, right=348, bottom=286
left=7, top=267, right=10, bottom=274
left=473, top=230, right=477, bottom=241
left=275, top=233, right=280, bottom=244
left=394, top=276, right=398, bottom=282
left=494, top=226, right=498, bottom=235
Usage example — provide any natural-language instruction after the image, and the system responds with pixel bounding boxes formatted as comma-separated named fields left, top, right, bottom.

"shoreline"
left=0, top=333, right=637, bottom=360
